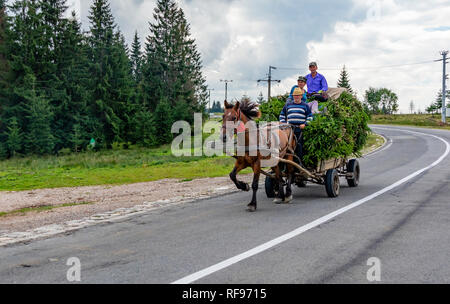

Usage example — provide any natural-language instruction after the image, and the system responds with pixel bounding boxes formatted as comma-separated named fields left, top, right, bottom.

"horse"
left=221, top=99, right=295, bottom=212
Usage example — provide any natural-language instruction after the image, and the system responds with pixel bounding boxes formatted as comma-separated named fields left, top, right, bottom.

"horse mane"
left=225, top=98, right=261, bottom=120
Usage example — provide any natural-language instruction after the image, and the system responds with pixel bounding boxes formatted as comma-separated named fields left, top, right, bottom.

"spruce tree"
left=39, top=0, right=68, bottom=80
left=3, top=0, right=44, bottom=153
left=127, top=31, right=148, bottom=145
left=153, top=97, right=173, bottom=145
left=87, top=0, right=133, bottom=148
left=18, top=74, right=55, bottom=155
left=130, top=107, right=156, bottom=147
left=71, top=123, right=85, bottom=153
left=5, top=117, right=23, bottom=157
left=142, top=0, right=174, bottom=111
left=54, top=11, right=92, bottom=151
left=0, top=0, right=6, bottom=41
left=433, top=89, right=450, bottom=110
left=337, top=65, right=353, bottom=93
left=0, top=0, right=10, bottom=142
left=7, top=0, right=38, bottom=84
left=130, top=31, right=143, bottom=84
left=0, top=0, right=9, bottom=84
left=110, top=30, right=134, bottom=143
left=143, top=0, right=208, bottom=121
left=5, top=0, right=90, bottom=154
left=87, top=0, right=116, bottom=148
left=25, top=94, right=55, bottom=155
left=175, top=8, right=208, bottom=113
left=39, top=1, right=79, bottom=151
left=8, top=0, right=52, bottom=82
left=257, top=92, right=264, bottom=104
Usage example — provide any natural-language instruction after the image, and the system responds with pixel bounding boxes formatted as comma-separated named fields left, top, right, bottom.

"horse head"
left=221, top=100, right=241, bottom=143
left=221, top=99, right=261, bottom=143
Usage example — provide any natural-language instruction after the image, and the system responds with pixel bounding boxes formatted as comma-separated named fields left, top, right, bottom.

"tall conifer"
left=143, top=0, right=207, bottom=119
left=87, top=0, right=133, bottom=148
left=130, top=31, right=143, bottom=84
left=337, top=65, right=353, bottom=93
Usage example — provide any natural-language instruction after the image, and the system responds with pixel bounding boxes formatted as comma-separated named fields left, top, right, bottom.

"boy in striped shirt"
left=279, top=87, right=313, bottom=164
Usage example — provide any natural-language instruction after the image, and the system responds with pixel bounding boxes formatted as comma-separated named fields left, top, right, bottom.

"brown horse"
left=221, top=100, right=294, bottom=212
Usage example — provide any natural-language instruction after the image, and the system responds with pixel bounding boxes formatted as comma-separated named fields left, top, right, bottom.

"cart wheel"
left=346, top=159, right=360, bottom=187
left=325, top=169, right=340, bottom=198
left=265, top=175, right=278, bottom=198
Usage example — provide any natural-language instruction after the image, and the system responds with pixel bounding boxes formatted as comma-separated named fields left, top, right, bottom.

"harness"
left=281, top=124, right=303, bottom=163
left=223, top=109, right=299, bottom=159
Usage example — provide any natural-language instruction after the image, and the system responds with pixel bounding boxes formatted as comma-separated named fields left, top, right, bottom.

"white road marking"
left=172, top=127, right=450, bottom=284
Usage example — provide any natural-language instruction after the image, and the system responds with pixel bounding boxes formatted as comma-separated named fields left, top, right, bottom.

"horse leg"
left=284, top=155, right=294, bottom=203
left=284, top=165, right=294, bottom=203
left=230, top=159, right=250, bottom=192
left=272, top=165, right=286, bottom=204
left=247, top=160, right=261, bottom=212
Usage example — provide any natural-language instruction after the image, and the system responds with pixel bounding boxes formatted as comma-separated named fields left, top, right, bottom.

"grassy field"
left=0, top=143, right=246, bottom=191
left=0, top=133, right=382, bottom=192
left=370, top=114, right=450, bottom=130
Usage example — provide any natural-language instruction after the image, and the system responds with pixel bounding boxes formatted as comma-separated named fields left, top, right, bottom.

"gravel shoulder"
left=0, top=175, right=253, bottom=233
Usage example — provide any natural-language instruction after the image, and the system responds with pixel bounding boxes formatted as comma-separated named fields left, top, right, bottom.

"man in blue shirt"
left=280, top=87, right=312, bottom=165
left=306, top=62, right=329, bottom=102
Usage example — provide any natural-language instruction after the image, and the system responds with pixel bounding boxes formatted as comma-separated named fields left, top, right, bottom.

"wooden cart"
left=264, top=156, right=360, bottom=199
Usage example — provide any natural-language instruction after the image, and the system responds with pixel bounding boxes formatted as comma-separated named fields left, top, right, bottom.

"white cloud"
left=64, top=0, right=82, bottom=19
left=76, top=0, right=450, bottom=111
left=306, top=0, right=450, bottom=113
left=94, top=0, right=358, bottom=104
left=11, top=0, right=448, bottom=111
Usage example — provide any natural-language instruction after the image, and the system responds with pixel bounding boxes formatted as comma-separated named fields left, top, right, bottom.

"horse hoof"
left=247, top=205, right=257, bottom=212
left=273, top=197, right=283, bottom=204
left=244, top=184, right=250, bottom=192
left=284, top=195, right=293, bottom=203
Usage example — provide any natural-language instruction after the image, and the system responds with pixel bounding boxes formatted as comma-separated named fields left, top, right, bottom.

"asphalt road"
left=0, top=125, right=449, bottom=284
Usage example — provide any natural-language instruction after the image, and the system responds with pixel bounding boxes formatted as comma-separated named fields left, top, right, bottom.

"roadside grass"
left=0, top=128, right=381, bottom=192
left=0, top=153, right=248, bottom=191
left=0, top=202, right=94, bottom=218
left=361, top=132, right=385, bottom=155
left=370, top=114, right=450, bottom=130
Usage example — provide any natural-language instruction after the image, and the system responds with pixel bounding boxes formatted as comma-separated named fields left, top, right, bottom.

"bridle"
left=222, top=107, right=245, bottom=135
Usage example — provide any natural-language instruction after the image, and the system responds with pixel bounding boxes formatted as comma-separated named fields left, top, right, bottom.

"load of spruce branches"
left=259, top=92, right=370, bottom=168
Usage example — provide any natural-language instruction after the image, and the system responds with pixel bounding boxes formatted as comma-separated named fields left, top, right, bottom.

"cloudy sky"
left=72, top=0, right=449, bottom=113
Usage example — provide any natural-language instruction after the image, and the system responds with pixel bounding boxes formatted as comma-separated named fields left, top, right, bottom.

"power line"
left=275, top=59, right=439, bottom=72
left=257, top=66, right=280, bottom=101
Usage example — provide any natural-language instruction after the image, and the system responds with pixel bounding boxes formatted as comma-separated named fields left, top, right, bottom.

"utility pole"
left=258, top=66, right=280, bottom=102
left=437, top=51, right=449, bottom=123
left=441, top=51, right=449, bottom=123
left=220, top=80, right=233, bottom=101
left=207, top=88, right=214, bottom=114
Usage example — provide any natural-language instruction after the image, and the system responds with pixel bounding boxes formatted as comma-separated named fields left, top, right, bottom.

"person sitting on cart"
left=279, top=87, right=313, bottom=165
left=289, top=75, right=321, bottom=114
left=288, top=76, right=308, bottom=102
left=306, top=62, right=329, bottom=103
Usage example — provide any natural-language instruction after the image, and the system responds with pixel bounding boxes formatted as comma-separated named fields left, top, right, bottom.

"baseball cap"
left=309, top=62, right=318, bottom=67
